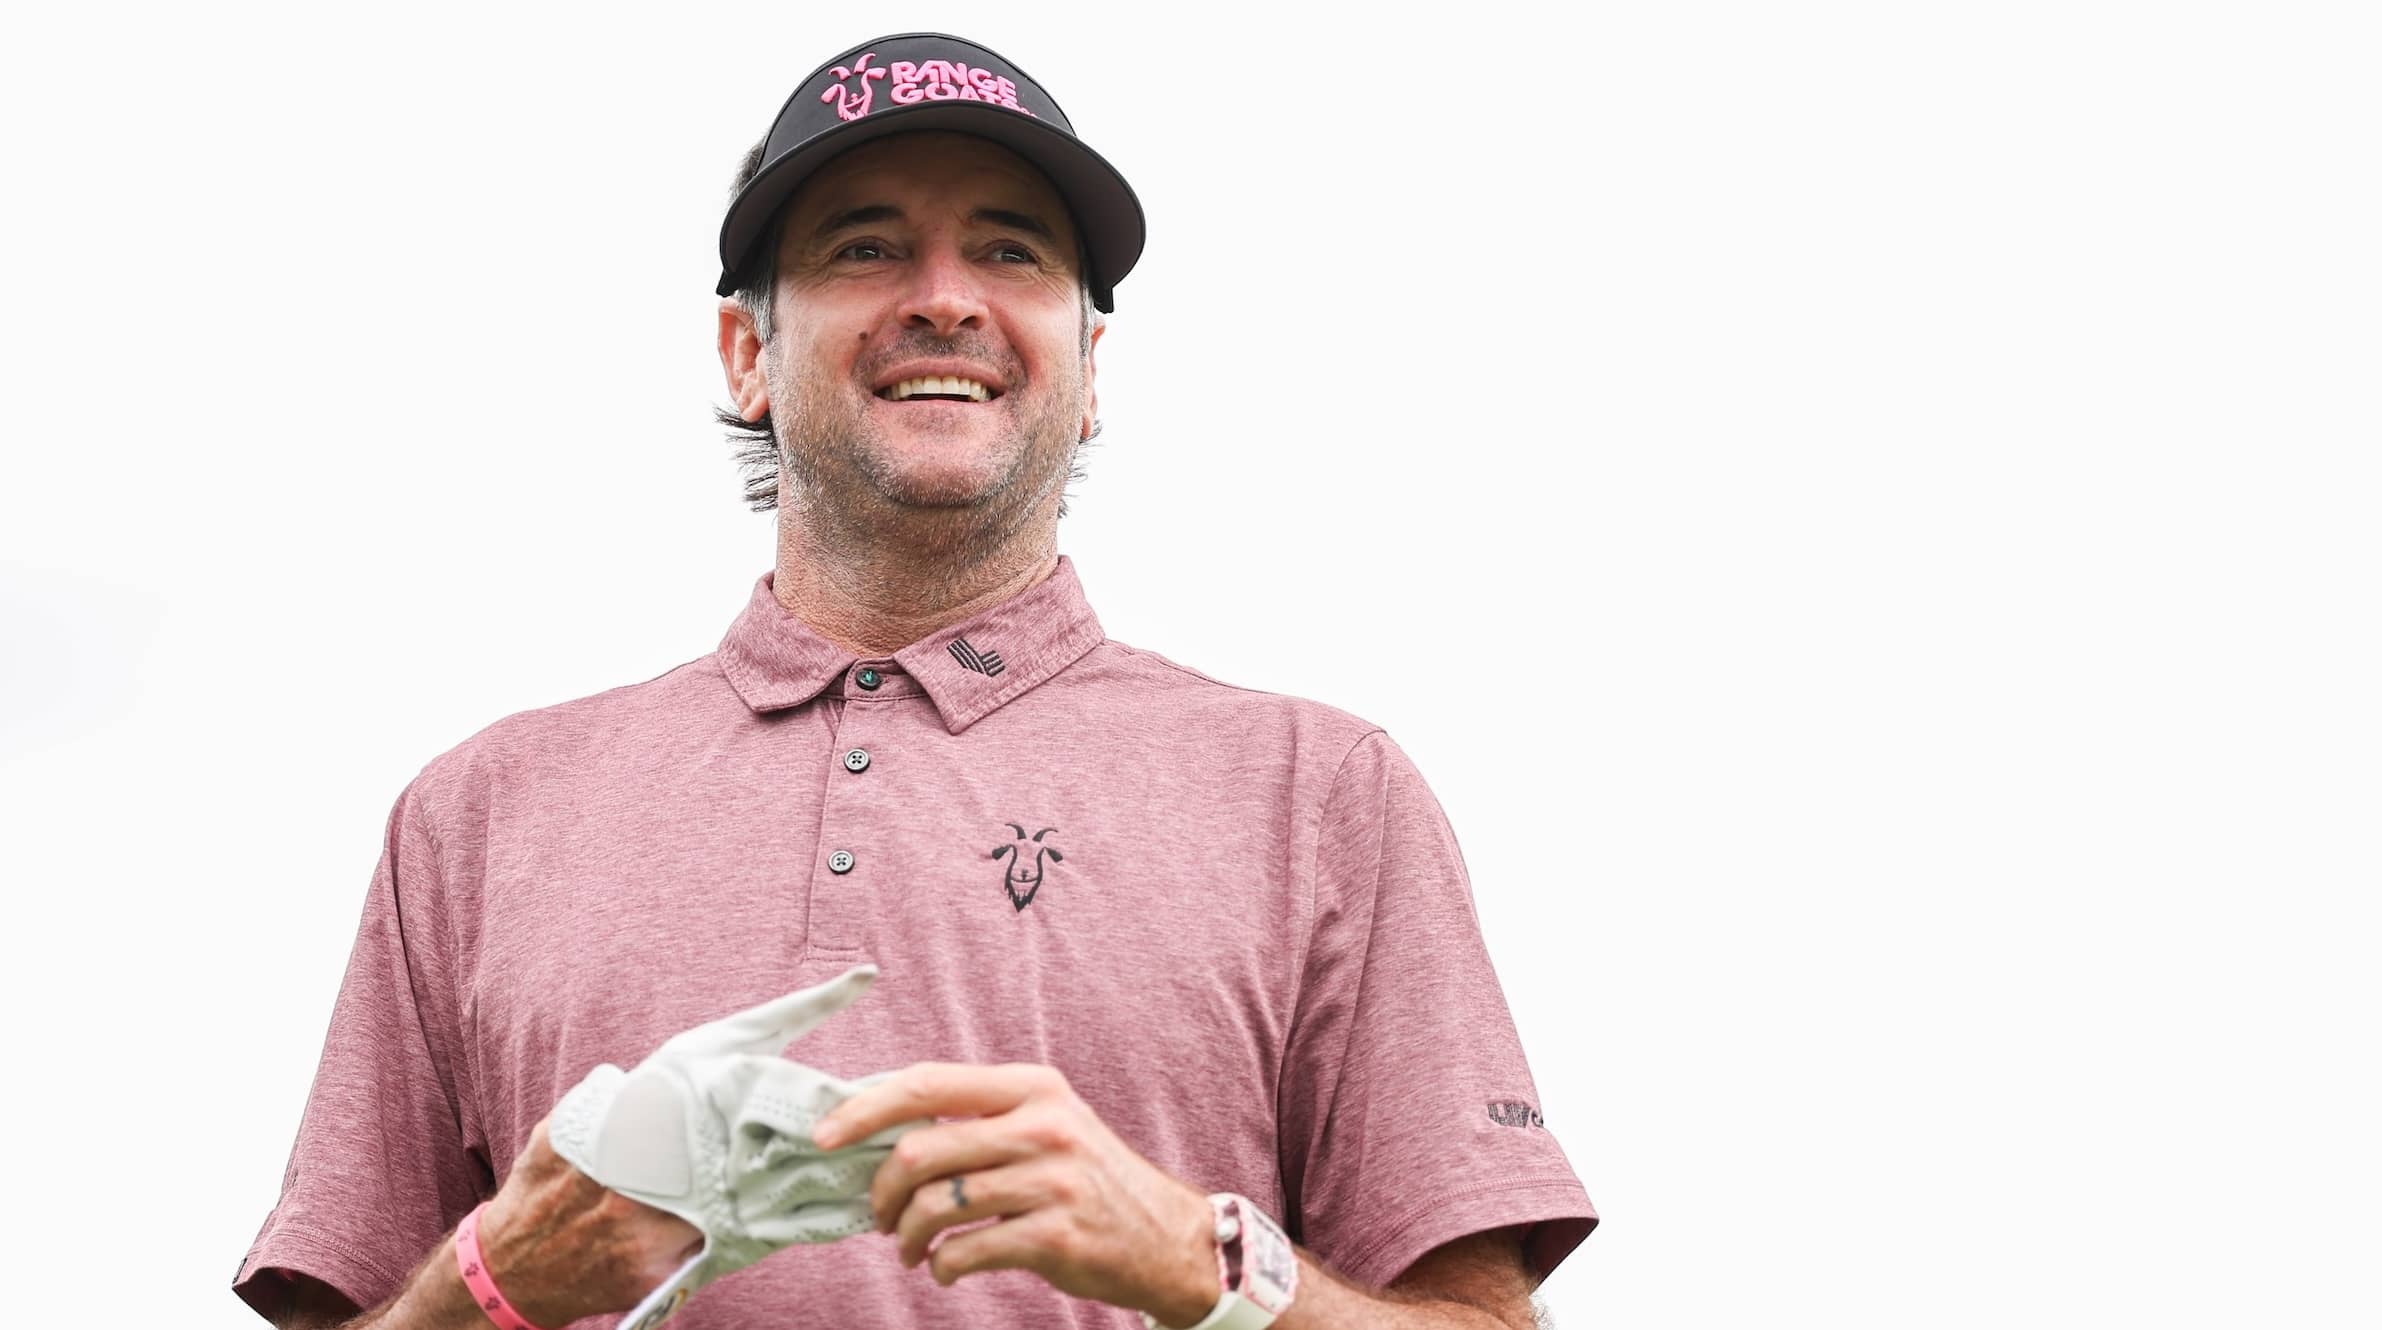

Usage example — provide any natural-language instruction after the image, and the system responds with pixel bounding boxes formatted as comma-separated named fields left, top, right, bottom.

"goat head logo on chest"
left=989, top=823, right=1065, bottom=911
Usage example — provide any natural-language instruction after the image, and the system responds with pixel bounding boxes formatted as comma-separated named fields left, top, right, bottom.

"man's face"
left=736, top=131, right=1100, bottom=537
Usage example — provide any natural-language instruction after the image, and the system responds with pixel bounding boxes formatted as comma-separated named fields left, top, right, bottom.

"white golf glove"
left=547, top=964, right=915, bottom=1330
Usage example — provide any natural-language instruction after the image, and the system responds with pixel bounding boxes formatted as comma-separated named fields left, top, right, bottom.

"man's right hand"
left=305, top=1115, right=698, bottom=1330
left=319, top=966, right=903, bottom=1330
left=467, top=1114, right=705, bottom=1327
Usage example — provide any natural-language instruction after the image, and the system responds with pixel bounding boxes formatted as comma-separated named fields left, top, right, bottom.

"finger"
left=814, top=1061, right=1056, bottom=1150
left=661, top=964, right=879, bottom=1058
left=868, top=1117, right=1043, bottom=1237
left=926, top=1208, right=1065, bottom=1287
left=894, top=1159, right=1058, bottom=1268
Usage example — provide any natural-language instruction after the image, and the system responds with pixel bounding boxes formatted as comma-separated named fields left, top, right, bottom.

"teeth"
left=885, top=376, right=993, bottom=402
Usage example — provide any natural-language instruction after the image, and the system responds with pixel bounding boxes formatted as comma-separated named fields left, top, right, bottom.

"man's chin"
left=862, top=456, right=1019, bottom=510
left=789, top=409, right=1066, bottom=515
left=875, top=482, right=999, bottom=510
left=856, top=422, right=1032, bottom=499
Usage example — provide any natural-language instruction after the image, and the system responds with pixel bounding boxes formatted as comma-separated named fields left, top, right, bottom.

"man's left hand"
left=811, top=1061, right=1220, bottom=1325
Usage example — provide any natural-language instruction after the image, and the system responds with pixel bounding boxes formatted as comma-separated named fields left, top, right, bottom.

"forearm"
left=1141, top=1235, right=1533, bottom=1330
left=313, top=1115, right=702, bottom=1330
left=1266, top=1248, right=1534, bottom=1330
left=337, top=1231, right=485, bottom=1330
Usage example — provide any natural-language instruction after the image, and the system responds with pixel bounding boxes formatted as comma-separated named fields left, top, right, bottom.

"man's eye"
left=992, top=242, right=1038, bottom=263
left=835, top=241, right=888, bottom=261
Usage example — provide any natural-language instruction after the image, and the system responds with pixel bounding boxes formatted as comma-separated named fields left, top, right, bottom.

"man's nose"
left=898, top=246, right=990, bottom=339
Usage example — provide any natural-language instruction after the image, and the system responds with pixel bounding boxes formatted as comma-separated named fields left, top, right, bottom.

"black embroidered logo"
left=948, top=636, right=1005, bottom=677
left=990, top=823, right=1064, bottom=911
left=1486, top=1100, right=1545, bottom=1129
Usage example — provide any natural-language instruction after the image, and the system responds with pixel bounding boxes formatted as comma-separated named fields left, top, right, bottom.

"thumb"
left=656, top=964, right=880, bottom=1059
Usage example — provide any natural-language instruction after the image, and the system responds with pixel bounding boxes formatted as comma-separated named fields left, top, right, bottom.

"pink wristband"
left=455, top=1201, right=551, bottom=1330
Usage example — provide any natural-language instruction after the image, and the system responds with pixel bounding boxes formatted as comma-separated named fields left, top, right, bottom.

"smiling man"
left=233, top=31, right=1596, bottom=1330
left=732, top=129, right=1101, bottom=586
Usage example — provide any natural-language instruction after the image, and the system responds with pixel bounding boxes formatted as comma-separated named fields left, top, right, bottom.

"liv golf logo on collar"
left=822, top=53, right=1036, bottom=122
left=948, top=636, right=1005, bottom=677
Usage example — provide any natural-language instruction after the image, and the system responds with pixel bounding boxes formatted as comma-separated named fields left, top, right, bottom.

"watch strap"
left=1143, top=1194, right=1299, bottom=1330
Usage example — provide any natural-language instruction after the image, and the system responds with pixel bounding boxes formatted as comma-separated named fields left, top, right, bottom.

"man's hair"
left=713, top=135, right=1104, bottom=514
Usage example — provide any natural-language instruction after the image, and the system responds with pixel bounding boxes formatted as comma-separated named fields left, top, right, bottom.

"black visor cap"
left=715, top=33, right=1145, bottom=313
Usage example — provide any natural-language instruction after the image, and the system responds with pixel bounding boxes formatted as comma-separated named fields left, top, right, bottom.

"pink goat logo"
left=990, top=823, right=1065, bottom=912
left=820, top=53, right=887, bottom=121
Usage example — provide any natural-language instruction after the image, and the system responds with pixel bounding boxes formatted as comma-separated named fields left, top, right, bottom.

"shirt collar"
left=717, top=554, right=1106, bottom=735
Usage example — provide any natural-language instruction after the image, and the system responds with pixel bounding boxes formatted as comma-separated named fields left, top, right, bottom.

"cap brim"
left=715, top=102, right=1144, bottom=313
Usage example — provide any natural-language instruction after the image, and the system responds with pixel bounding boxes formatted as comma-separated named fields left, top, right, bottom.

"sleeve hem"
left=1321, top=1177, right=1599, bottom=1292
left=232, top=1223, right=412, bottom=1324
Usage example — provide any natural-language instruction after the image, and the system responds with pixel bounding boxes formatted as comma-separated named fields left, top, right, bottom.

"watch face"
left=1234, top=1202, right=1297, bottom=1314
left=1250, top=1230, right=1296, bottom=1299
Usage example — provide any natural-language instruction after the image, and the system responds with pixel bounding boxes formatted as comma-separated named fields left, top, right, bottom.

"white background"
left=2, top=1, right=2375, bottom=1325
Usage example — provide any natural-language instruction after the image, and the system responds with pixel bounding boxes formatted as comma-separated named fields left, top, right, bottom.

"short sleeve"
left=231, top=777, right=490, bottom=1322
left=1278, top=729, right=1597, bottom=1291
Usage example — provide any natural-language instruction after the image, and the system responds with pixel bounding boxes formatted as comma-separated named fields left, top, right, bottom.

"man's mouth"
left=875, top=376, right=999, bottom=403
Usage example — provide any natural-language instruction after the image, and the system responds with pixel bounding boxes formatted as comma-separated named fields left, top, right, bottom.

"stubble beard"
left=767, top=340, right=1085, bottom=569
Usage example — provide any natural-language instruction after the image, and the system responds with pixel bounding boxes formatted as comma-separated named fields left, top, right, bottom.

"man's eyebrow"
left=971, top=208, right=1058, bottom=242
left=810, top=204, right=905, bottom=242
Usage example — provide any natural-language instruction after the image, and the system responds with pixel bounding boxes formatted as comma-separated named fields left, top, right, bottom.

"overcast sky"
left=2, top=2, right=2375, bottom=1325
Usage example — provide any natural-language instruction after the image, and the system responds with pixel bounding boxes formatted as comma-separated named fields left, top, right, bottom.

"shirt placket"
left=806, top=658, right=914, bottom=957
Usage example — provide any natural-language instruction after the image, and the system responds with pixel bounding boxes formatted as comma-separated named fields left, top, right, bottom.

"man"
left=234, top=31, right=1596, bottom=1330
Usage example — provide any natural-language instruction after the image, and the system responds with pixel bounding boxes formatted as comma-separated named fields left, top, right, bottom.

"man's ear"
left=718, top=298, right=770, bottom=422
left=1081, top=317, right=1105, bottom=439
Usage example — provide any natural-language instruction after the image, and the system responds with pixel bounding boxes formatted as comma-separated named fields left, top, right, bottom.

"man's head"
left=716, top=134, right=1104, bottom=517
left=707, top=34, right=1143, bottom=528
left=717, top=131, right=1102, bottom=544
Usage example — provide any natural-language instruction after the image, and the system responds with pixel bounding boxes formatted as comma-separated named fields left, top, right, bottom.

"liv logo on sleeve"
left=1486, top=1101, right=1546, bottom=1129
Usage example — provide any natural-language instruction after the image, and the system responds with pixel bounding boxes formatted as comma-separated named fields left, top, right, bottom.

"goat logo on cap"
left=820, top=54, right=889, bottom=121
left=989, top=823, right=1065, bottom=911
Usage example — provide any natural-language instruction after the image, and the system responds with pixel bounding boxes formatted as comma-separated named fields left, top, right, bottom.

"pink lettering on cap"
left=884, top=53, right=1035, bottom=115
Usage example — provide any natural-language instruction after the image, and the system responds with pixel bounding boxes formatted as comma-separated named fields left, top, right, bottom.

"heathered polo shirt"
left=233, top=554, right=1597, bottom=1328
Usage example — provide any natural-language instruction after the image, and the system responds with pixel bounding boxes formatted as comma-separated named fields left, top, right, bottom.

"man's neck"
left=770, top=525, right=1059, bottom=659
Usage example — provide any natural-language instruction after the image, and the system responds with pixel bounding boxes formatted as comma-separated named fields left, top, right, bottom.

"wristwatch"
left=1141, top=1193, right=1300, bottom=1330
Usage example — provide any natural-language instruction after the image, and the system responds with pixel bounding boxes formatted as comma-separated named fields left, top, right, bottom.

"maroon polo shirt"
left=234, top=554, right=1596, bottom=1327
